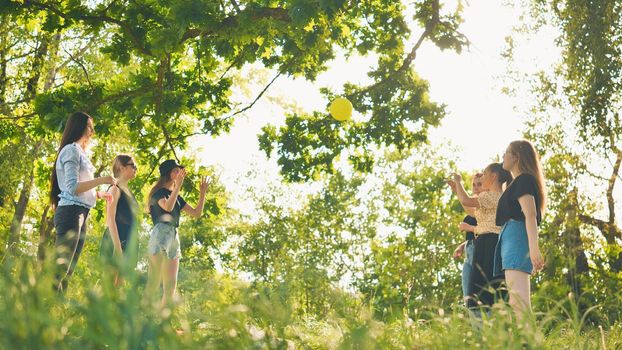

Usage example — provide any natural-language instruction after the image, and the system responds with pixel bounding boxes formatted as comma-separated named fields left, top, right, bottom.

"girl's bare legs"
left=505, top=269, right=531, bottom=321
left=147, top=253, right=165, bottom=299
left=161, top=257, right=179, bottom=307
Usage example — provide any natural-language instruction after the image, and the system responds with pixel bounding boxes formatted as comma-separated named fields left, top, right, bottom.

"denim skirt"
left=494, top=219, right=533, bottom=276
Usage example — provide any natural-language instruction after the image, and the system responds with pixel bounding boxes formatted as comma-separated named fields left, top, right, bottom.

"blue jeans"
left=461, top=240, right=474, bottom=299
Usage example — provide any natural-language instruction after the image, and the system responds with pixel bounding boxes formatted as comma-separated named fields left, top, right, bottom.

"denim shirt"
left=57, top=143, right=96, bottom=208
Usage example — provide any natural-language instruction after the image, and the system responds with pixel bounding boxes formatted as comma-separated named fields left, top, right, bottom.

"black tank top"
left=463, top=215, right=477, bottom=241
left=111, top=185, right=138, bottom=243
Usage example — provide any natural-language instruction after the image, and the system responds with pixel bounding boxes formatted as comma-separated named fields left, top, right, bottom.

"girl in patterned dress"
left=449, top=163, right=512, bottom=311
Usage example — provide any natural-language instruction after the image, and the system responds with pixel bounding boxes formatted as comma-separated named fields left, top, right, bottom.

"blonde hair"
left=112, top=154, right=133, bottom=178
left=509, top=140, right=547, bottom=213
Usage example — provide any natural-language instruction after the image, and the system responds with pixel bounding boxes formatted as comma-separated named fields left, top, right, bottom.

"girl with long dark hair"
left=50, top=111, right=116, bottom=292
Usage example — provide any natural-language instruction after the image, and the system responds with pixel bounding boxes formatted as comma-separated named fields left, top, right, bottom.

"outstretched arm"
left=452, top=174, right=480, bottom=208
left=182, top=176, right=210, bottom=218
left=158, top=169, right=186, bottom=212
left=447, top=179, right=476, bottom=215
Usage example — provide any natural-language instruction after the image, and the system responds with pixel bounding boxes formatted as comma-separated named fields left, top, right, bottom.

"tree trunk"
left=7, top=31, right=61, bottom=252
left=7, top=168, right=35, bottom=250
left=564, top=190, right=590, bottom=296
left=24, top=33, right=49, bottom=100
left=37, top=204, right=54, bottom=263
left=42, top=32, right=61, bottom=91
left=0, top=16, right=7, bottom=106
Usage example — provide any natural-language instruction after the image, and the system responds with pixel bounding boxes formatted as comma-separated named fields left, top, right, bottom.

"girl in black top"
left=146, top=159, right=209, bottom=307
left=494, top=140, right=546, bottom=319
left=101, top=155, right=139, bottom=287
left=449, top=174, right=483, bottom=304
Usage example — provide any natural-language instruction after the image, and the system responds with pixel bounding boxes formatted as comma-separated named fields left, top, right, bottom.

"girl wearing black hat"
left=146, top=159, right=209, bottom=307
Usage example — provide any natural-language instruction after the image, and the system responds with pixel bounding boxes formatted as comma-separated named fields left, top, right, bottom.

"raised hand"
left=446, top=179, right=457, bottom=193
left=452, top=173, right=462, bottom=183
left=175, top=168, right=187, bottom=188
left=200, top=176, right=210, bottom=194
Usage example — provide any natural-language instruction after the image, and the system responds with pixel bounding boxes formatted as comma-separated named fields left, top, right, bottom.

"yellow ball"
left=329, top=97, right=353, bottom=121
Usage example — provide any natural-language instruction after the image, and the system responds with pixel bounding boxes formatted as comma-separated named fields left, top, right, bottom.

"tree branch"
left=145, top=140, right=169, bottom=181
left=62, top=46, right=94, bottom=90
left=0, top=113, right=35, bottom=121
left=87, top=84, right=152, bottom=110
left=173, top=131, right=209, bottom=141
left=351, top=0, right=440, bottom=97
left=5, top=50, right=38, bottom=62
left=21, top=0, right=154, bottom=56
left=230, top=0, right=241, bottom=13
left=152, top=54, right=180, bottom=160
left=179, top=7, right=290, bottom=44
left=575, top=141, right=622, bottom=245
left=217, top=46, right=249, bottom=81
left=581, top=166, right=610, bottom=181
left=56, top=32, right=100, bottom=72
left=578, top=214, right=613, bottom=243
left=223, top=65, right=285, bottom=121
left=397, top=0, right=439, bottom=74
left=161, top=124, right=180, bottom=161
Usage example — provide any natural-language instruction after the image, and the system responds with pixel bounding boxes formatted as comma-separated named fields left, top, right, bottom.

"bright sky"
left=191, top=2, right=562, bottom=214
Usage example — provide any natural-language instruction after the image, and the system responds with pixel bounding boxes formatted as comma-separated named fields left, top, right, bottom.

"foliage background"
left=0, top=0, right=620, bottom=348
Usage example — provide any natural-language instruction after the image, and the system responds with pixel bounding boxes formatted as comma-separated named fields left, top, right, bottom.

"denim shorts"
left=494, top=220, right=533, bottom=276
left=147, top=222, right=181, bottom=259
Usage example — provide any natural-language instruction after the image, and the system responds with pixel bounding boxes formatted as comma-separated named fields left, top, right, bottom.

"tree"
left=0, top=0, right=469, bottom=259
left=229, top=146, right=466, bottom=318
left=504, top=0, right=622, bottom=319
left=232, top=170, right=376, bottom=315
left=4, top=0, right=468, bottom=177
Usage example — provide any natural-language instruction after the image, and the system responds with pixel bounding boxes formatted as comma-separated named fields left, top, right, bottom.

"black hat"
left=159, top=159, right=184, bottom=176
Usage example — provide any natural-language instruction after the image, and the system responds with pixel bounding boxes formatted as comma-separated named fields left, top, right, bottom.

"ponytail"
left=487, top=162, right=513, bottom=189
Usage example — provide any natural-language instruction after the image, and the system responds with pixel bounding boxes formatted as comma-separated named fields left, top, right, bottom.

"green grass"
left=0, top=254, right=619, bottom=350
